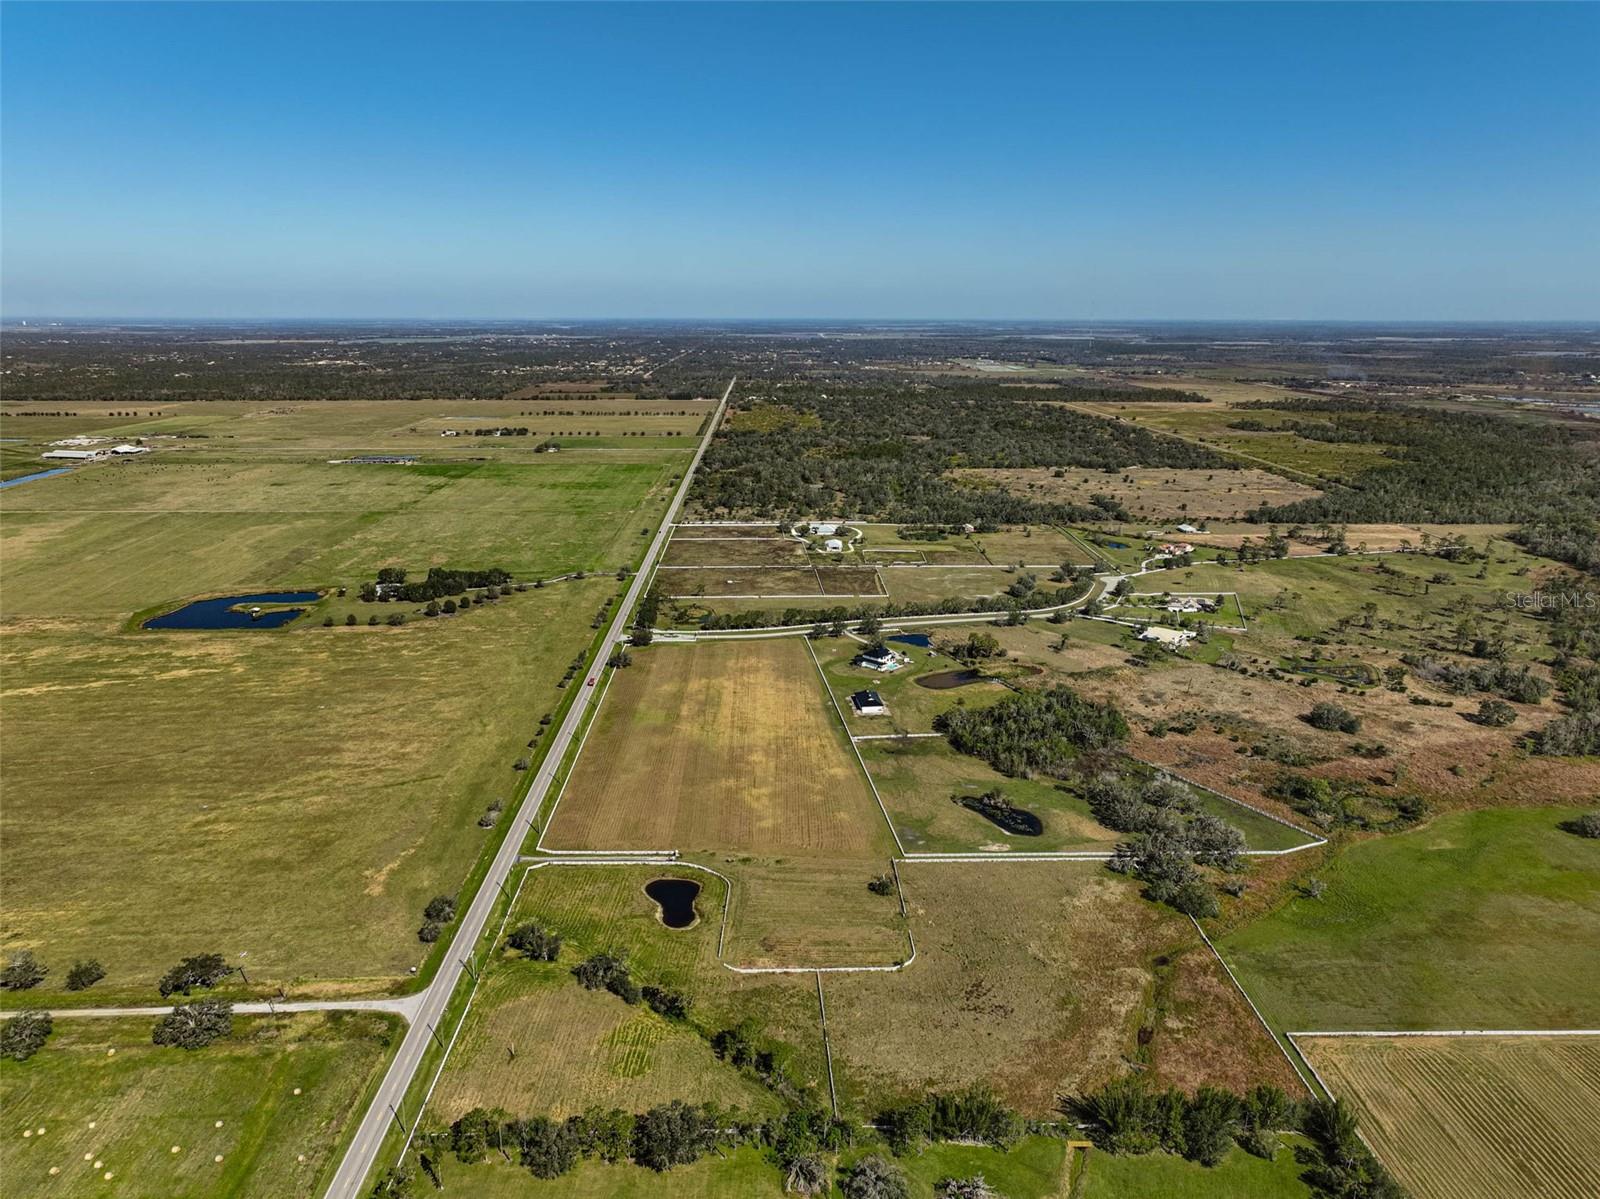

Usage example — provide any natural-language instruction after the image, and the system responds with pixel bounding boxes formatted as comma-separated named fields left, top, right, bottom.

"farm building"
left=850, top=690, right=888, bottom=716
left=808, top=522, right=839, bottom=536
left=1158, top=542, right=1194, bottom=556
left=823, top=537, right=844, bottom=552
left=41, top=448, right=103, bottom=461
left=110, top=444, right=150, bottom=455
left=1138, top=625, right=1196, bottom=649
left=1175, top=523, right=1201, bottom=534
left=854, top=648, right=905, bottom=672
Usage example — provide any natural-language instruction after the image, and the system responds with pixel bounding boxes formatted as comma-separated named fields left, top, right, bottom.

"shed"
left=850, top=690, right=888, bottom=716
left=823, top=537, right=844, bottom=552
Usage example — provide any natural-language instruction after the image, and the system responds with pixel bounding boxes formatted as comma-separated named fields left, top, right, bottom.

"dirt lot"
left=654, top=566, right=823, bottom=597
left=1298, top=1035, right=1600, bottom=1199
left=541, top=640, right=896, bottom=857
left=662, top=536, right=806, bottom=567
left=950, top=467, right=1322, bottom=521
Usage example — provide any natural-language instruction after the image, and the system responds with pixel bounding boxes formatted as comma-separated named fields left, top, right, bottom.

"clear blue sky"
left=3, top=2, right=1596, bottom=320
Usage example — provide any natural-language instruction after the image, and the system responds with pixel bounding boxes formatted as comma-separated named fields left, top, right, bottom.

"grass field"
left=822, top=862, right=1295, bottom=1116
left=661, top=537, right=805, bottom=567
left=879, top=567, right=1013, bottom=604
left=716, top=858, right=910, bottom=968
left=1221, top=808, right=1600, bottom=1032
left=540, top=640, right=896, bottom=857
left=0, top=578, right=623, bottom=992
left=1079, top=1142, right=1313, bottom=1198
left=1, top=395, right=687, bottom=994
left=812, top=633, right=1012, bottom=736
left=858, top=738, right=1121, bottom=854
left=654, top=566, right=825, bottom=597
left=1298, top=1035, right=1600, bottom=1199
left=0, top=1012, right=397, bottom=1199
left=425, top=865, right=828, bottom=1126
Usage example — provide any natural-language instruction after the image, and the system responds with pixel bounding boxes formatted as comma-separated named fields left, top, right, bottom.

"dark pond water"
left=1104, top=541, right=1130, bottom=549
left=915, top=668, right=985, bottom=690
left=645, top=878, right=701, bottom=929
left=889, top=633, right=933, bottom=648
left=144, top=591, right=321, bottom=630
left=956, top=795, right=1044, bottom=836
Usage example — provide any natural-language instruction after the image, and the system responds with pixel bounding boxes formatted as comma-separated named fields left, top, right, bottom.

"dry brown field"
left=662, top=536, right=805, bottom=567
left=654, top=566, right=822, bottom=597
left=669, top=524, right=786, bottom=540
left=951, top=467, right=1323, bottom=521
left=718, top=858, right=911, bottom=969
left=815, top=565, right=887, bottom=595
left=540, top=640, right=896, bottom=857
left=1298, top=1035, right=1600, bottom=1199
left=822, top=862, right=1297, bottom=1116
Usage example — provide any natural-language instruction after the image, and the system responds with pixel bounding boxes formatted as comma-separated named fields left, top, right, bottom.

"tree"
left=449, top=1107, right=508, bottom=1164
left=841, top=1156, right=909, bottom=1199
left=935, top=1178, right=999, bottom=1199
left=1180, top=1087, right=1240, bottom=1166
left=152, top=998, right=233, bottom=1049
left=0, top=950, right=47, bottom=991
left=630, top=1100, right=716, bottom=1171
left=514, top=1114, right=578, bottom=1178
left=417, top=922, right=442, bottom=943
left=505, top=922, right=562, bottom=961
left=65, top=959, right=106, bottom=991
left=0, top=1010, right=53, bottom=1060
left=157, top=953, right=230, bottom=997
left=785, top=1152, right=829, bottom=1195
left=1472, top=698, right=1517, bottom=727
left=367, top=1164, right=416, bottom=1197
left=424, top=895, right=457, bottom=923
left=1305, top=701, right=1361, bottom=734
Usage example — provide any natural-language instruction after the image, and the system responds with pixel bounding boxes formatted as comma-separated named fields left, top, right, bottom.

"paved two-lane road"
left=322, top=377, right=734, bottom=1199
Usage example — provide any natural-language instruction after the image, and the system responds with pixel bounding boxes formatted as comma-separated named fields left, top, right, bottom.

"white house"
left=855, top=648, right=904, bottom=672
left=1138, top=625, right=1196, bottom=649
left=850, top=690, right=888, bottom=716
left=823, top=537, right=844, bottom=553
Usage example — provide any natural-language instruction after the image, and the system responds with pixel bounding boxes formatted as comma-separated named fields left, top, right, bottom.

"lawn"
left=811, top=632, right=1012, bottom=737
left=0, top=1011, right=397, bottom=1199
left=1221, top=808, right=1600, bottom=1031
left=540, top=640, right=897, bottom=858
left=1078, top=1142, right=1313, bottom=1198
left=858, top=738, right=1121, bottom=854
left=1296, top=1035, right=1600, bottom=1199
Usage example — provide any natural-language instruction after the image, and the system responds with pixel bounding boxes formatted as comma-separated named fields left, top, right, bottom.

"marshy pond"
left=143, top=591, right=321, bottom=630
left=645, top=878, right=701, bottom=929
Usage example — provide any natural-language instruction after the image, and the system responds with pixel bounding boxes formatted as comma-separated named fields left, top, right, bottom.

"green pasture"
left=1079, top=1142, right=1313, bottom=1198
left=1221, top=807, right=1600, bottom=1031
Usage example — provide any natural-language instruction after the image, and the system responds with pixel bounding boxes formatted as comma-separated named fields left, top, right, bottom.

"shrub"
left=1562, top=811, right=1600, bottom=839
left=0, top=950, right=47, bottom=991
left=505, top=922, right=562, bottom=961
left=1305, top=701, right=1361, bottom=734
left=935, top=1177, right=999, bottom=1199
left=840, top=1154, right=909, bottom=1199
left=641, top=985, right=690, bottom=1020
left=157, top=953, right=230, bottom=997
left=573, top=953, right=638, bottom=1003
left=417, top=921, right=442, bottom=943
left=0, top=1010, right=53, bottom=1060
left=152, top=999, right=232, bottom=1049
left=424, top=895, right=457, bottom=924
left=65, top=959, right=106, bottom=991
left=867, top=873, right=895, bottom=896
left=1472, top=698, right=1518, bottom=727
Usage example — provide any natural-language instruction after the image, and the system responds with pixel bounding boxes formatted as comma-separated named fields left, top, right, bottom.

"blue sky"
left=3, top=2, right=1596, bottom=319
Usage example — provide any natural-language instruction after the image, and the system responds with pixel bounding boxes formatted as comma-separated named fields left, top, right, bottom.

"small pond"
left=915, top=668, right=986, bottom=690
left=889, top=633, right=933, bottom=649
left=144, top=591, right=321, bottom=630
left=1104, top=541, right=1130, bottom=550
left=956, top=795, right=1043, bottom=836
left=645, top=878, right=701, bottom=929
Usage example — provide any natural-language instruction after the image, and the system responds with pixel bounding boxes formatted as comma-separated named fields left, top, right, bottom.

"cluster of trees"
left=689, top=381, right=1230, bottom=527
left=153, top=998, right=234, bottom=1050
left=1402, top=654, right=1549, bottom=705
left=1511, top=515, right=1600, bottom=575
left=573, top=952, right=641, bottom=1004
left=934, top=686, right=1128, bottom=777
left=1236, top=399, right=1600, bottom=526
left=361, top=566, right=513, bottom=604
left=418, top=894, right=457, bottom=944
left=1, top=951, right=103, bottom=994
left=696, top=578, right=1089, bottom=631
left=939, top=631, right=1006, bottom=663
left=158, top=952, right=234, bottom=997
left=878, top=1086, right=1024, bottom=1154
left=1088, top=773, right=1247, bottom=916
